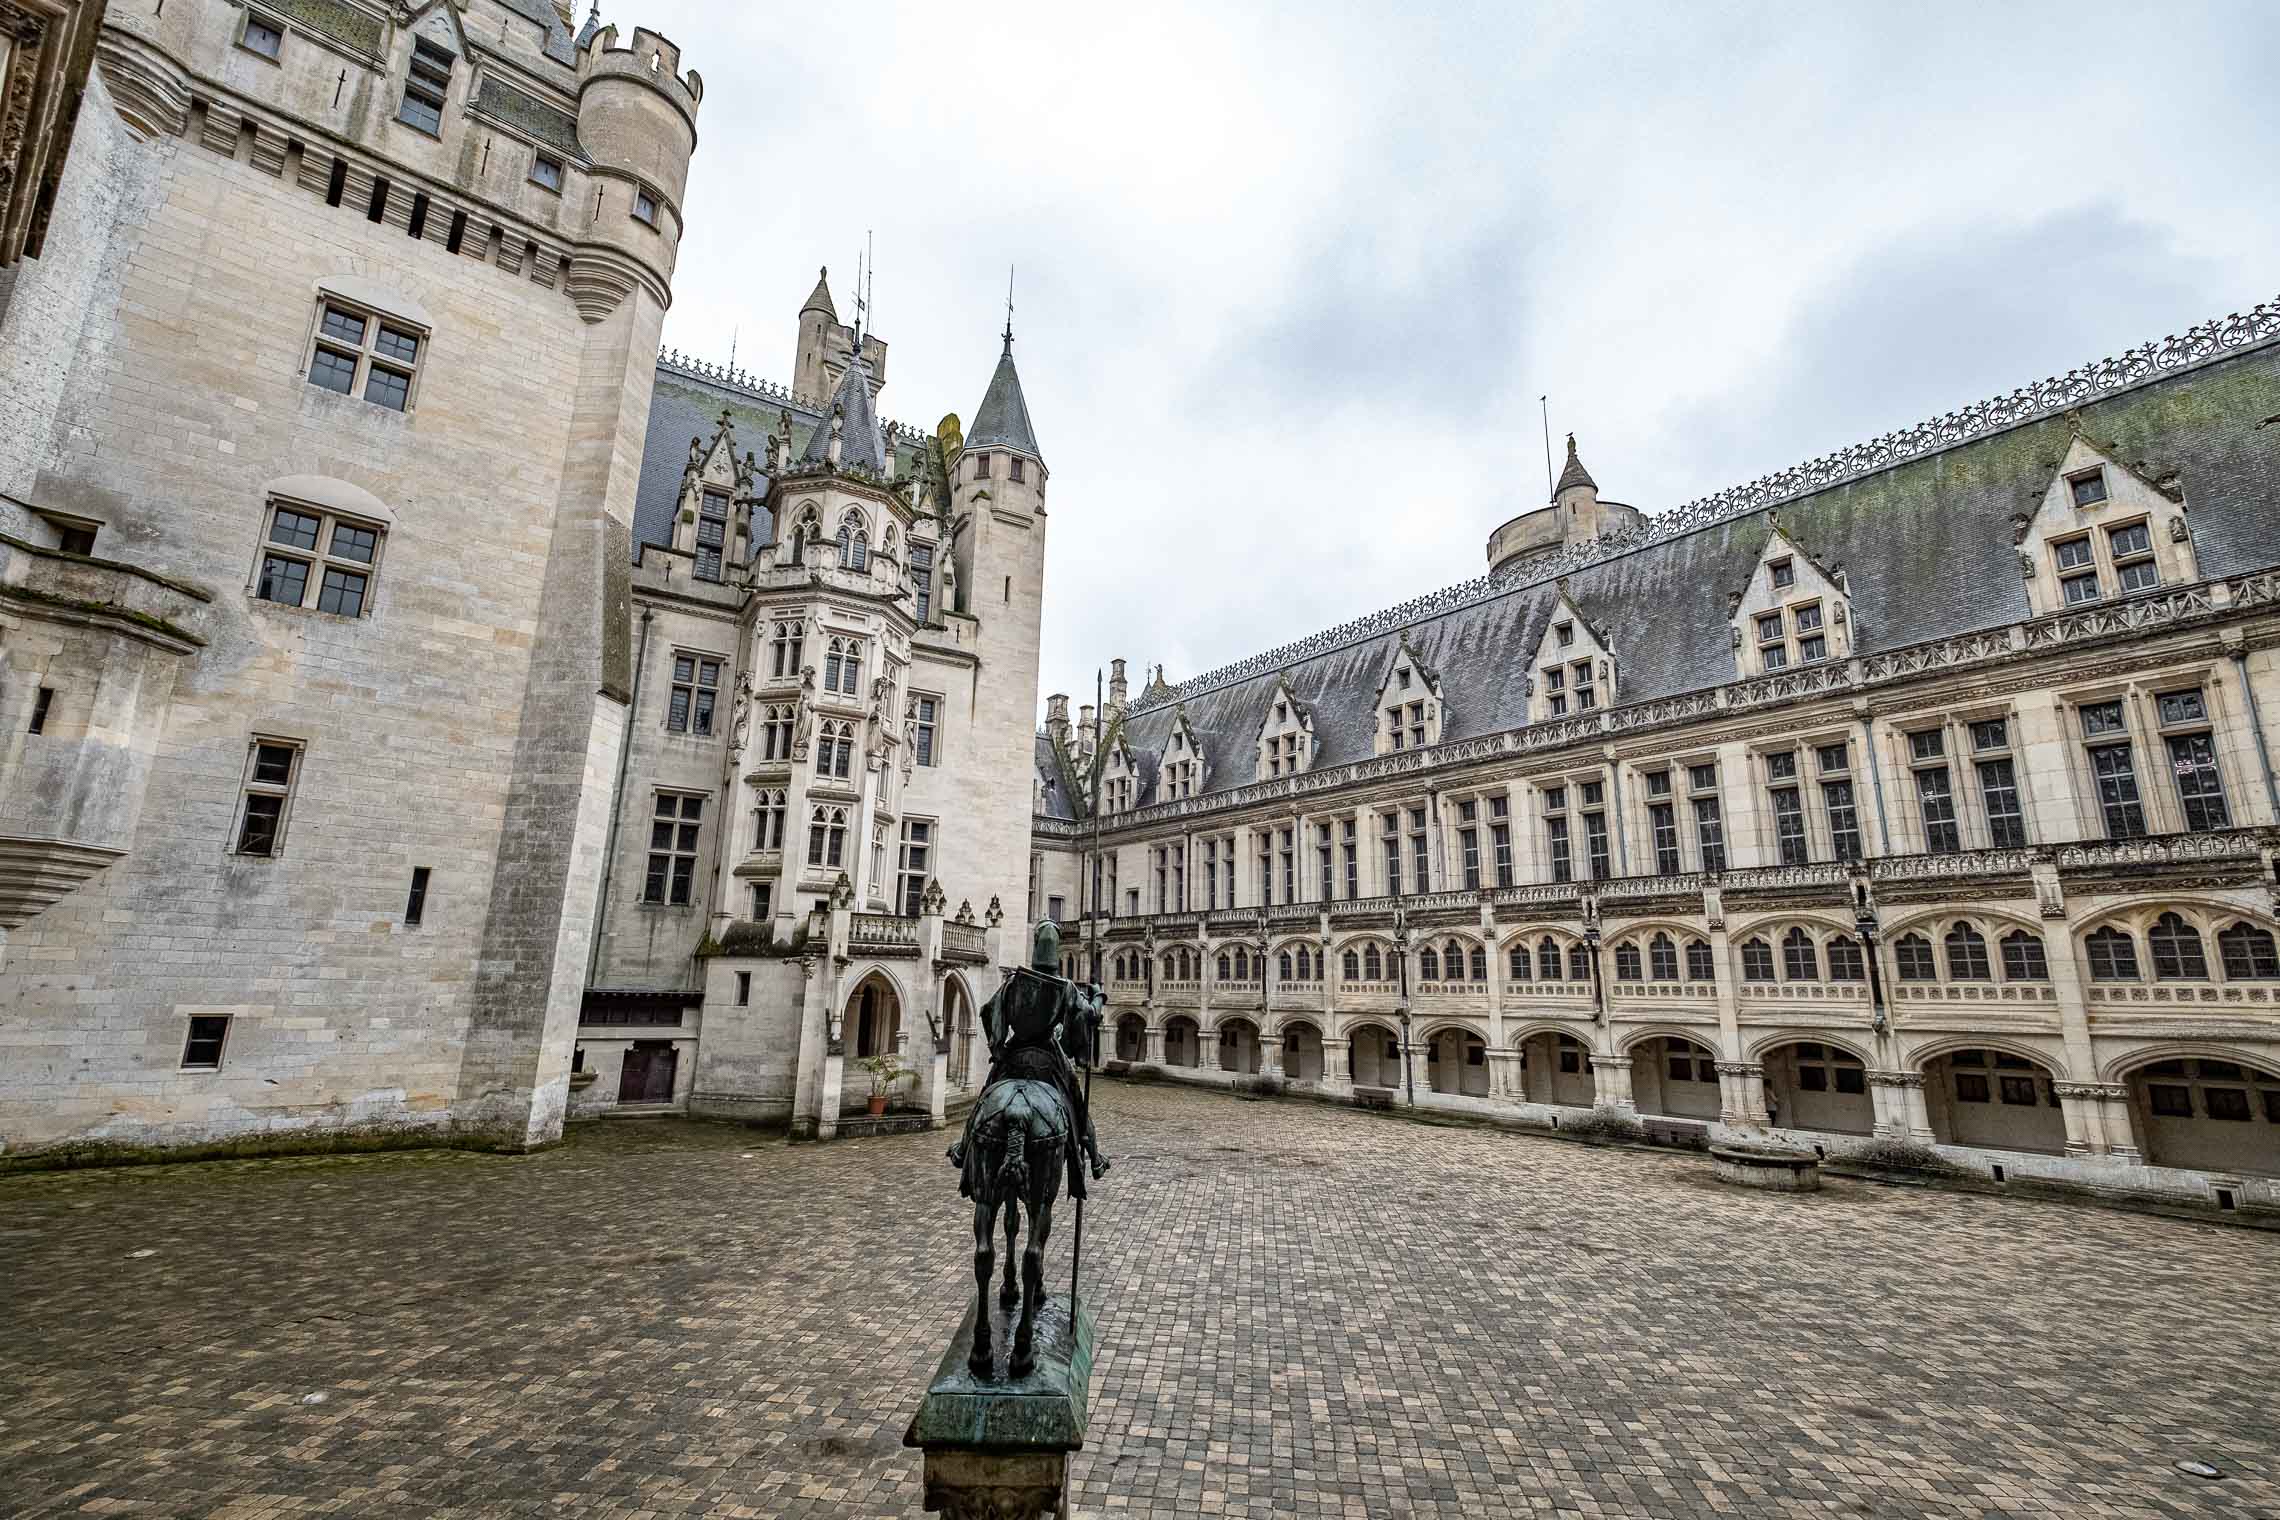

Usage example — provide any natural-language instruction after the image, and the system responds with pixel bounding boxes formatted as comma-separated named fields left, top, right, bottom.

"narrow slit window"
left=404, top=866, right=431, bottom=926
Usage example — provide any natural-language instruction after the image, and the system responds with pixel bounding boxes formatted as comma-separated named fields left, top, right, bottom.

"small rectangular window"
left=1769, top=558, right=1794, bottom=589
left=2068, top=468, right=2108, bottom=507
left=735, top=970, right=751, bottom=1006
left=181, top=1015, right=232, bottom=1070
left=29, top=687, right=54, bottom=734
left=530, top=152, right=564, bottom=193
left=404, top=866, right=431, bottom=926
left=633, top=188, right=659, bottom=225
left=235, top=739, right=303, bottom=856
left=642, top=792, right=704, bottom=905
left=241, top=13, right=284, bottom=59
left=914, top=694, right=939, bottom=766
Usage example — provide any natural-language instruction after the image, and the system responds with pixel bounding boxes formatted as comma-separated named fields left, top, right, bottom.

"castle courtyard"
left=3, top=1085, right=2274, bottom=1520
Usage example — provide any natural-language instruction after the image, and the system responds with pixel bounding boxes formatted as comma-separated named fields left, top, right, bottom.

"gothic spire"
left=967, top=332, right=1041, bottom=464
left=800, top=266, right=837, bottom=321
left=1554, top=433, right=1597, bottom=497
left=800, top=348, right=887, bottom=474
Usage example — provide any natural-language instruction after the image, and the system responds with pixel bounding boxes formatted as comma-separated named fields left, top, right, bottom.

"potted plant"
left=858, top=1053, right=916, bottom=1116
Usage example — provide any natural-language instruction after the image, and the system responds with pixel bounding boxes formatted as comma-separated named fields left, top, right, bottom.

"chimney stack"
left=1108, top=658, right=1128, bottom=714
left=1045, top=693, right=1070, bottom=748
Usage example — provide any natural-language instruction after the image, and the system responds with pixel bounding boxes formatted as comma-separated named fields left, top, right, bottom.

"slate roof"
left=1554, top=434, right=1596, bottom=495
left=470, top=75, right=584, bottom=158
left=1100, top=334, right=2280, bottom=804
left=966, top=337, right=1041, bottom=461
left=273, top=0, right=384, bottom=56
left=801, top=353, right=889, bottom=474
left=632, top=359, right=938, bottom=560
left=1034, top=735, right=1077, bottom=821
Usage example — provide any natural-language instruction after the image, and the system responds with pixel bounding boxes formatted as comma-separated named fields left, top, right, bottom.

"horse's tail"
left=996, top=1121, right=1030, bottom=1200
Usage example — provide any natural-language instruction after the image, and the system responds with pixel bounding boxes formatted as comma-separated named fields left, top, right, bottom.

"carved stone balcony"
left=848, top=912, right=919, bottom=956
left=941, top=920, right=989, bottom=964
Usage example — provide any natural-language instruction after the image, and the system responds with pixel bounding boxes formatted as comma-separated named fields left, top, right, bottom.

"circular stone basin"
left=1710, top=1140, right=1822, bottom=1192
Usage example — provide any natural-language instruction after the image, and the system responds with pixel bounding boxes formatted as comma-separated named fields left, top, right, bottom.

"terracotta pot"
left=867, top=1093, right=888, bottom=1116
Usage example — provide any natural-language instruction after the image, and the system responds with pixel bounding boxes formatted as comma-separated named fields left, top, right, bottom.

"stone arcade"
left=1031, top=308, right=2280, bottom=1218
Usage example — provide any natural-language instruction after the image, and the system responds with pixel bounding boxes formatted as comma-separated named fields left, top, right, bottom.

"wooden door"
left=620, top=1042, right=678, bottom=1104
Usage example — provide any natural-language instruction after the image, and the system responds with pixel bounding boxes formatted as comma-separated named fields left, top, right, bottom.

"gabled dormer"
left=1155, top=706, right=1206, bottom=802
left=672, top=407, right=757, bottom=583
left=1254, top=672, right=1315, bottom=780
left=1099, top=731, right=1140, bottom=814
left=1528, top=583, right=1617, bottom=720
left=2014, top=429, right=2194, bottom=616
left=1373, top=633, right=1444, bottom=754
left=1727, top=515, right=1853, bottom=677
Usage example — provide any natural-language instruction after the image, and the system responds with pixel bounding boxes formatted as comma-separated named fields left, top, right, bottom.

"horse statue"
left=946, top=920, right=1109, bottom=1379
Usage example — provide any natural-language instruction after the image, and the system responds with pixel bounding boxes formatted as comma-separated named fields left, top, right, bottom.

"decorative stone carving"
left=986, top=895, right=1004, bottom=927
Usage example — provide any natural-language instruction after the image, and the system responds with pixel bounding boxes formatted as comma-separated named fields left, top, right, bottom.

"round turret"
left=569, top=24, right=702, bottom=320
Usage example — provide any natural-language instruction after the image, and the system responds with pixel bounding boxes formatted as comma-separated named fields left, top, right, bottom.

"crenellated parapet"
left=570, top=25, right=701, bottom=321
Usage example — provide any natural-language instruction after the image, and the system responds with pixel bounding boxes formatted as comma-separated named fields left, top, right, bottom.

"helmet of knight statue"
left=1032, top=919, right=1061, bottom=974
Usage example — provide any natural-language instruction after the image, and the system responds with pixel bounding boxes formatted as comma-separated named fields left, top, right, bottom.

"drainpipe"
left=2232, top=650, right=2280, bottom=820
left=587, top=607, right=655, bottom=986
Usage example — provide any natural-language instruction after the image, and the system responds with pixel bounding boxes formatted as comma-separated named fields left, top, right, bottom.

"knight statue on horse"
left=946, top=919, right=1109, bottom=1379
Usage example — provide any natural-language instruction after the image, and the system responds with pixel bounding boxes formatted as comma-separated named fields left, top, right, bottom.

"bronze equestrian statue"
left=946, top=920, right=1109, bottom=1379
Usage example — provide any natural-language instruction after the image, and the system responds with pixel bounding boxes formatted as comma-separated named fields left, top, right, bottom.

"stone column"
left=1320, top=1036, right=1352, bottom=1096
left=1260, top=1031, right=1283, bottom=1080
left=1404, top=1036, right=1427, bottom=1105
left=2072, top=1081, right=2140, bottom=1160
left=1866, top=1072, right=1913, bottom=1140
left=1593, top=1053, right=1635, bottom=1111
left=1489, top=1049, right=1523, bottom=1102
left=1900, top=1074, right=1934, bottom=1144
left=1144, top=1022, right=1166, bottom=1066
left=1480, top=899, right=1506, bottom=1054
left=1717, top=1060, right=1768, bottom=1126
left=1704, top=887, right=1743, bottom=1062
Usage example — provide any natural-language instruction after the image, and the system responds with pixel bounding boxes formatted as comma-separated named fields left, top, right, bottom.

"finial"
left=1003, top=264, right=1015, bottom=355
left=1566, top=432, right=1578, bottom=455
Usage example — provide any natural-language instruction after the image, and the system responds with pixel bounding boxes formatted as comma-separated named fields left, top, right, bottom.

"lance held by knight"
left=947, top=920, right=1110, bottom=1196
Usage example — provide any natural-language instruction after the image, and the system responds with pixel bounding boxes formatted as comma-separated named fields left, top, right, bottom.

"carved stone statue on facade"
left=729, top=674, right=751, bottom=750
left=901, top=695, right=919, bottom=780
left=792, top=667, right=816, bottom=759
left=945, top=921, right=1108, bottom=1380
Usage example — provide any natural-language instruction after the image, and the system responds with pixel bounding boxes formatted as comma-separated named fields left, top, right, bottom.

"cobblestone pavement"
left=4, top=1081, right=2277, bottom=1519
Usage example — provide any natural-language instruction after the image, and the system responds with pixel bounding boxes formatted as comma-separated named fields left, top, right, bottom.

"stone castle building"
left=1032, top=305, right=2280, bottom=1216
left=0, top=0, right=1044, bottom=1162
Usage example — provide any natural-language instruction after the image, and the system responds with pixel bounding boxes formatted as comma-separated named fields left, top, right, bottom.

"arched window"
left=1826, top=938, right=1865, bottom=981
left=2148, top=912, right=2208, bottom=980
left=1614, top=942, right=1642, bottom=982
left=1343, top=947, right=1361, bottom=981
left=1162, top=952, right=1177, bottom=980
left=1217, top=952, right=1230, bottom=981
left=1685, top=939, right=1715, bottom=982
left=1184, top=949, right=1198, bottom=979
left=1508, top=943, right=1532, bottom=982
left=1539, top=936, right=1561, bottom=981
left=1649, top=933, right=1678, bottom=982
left=883, top=522, right=898, bottom=556
left=2085, top=927, right=2139, bottom=981
left=1419, top=946, right=1441, bottom=981
left=1469, top=946, right=1486, bottom=981
left=1568, top=943, right=1591, bottom=982
left=1299, top=946, right=1315, bottom=980
left=1944, top=923, right=1991, bottom=981
left=1444, top=940, right=1465, bottom=980
left=1363, top=944, right=1382, bottom=980
left=1740, top=938, right=1776, bottom=982
left=2219, top=922, right=2280, bottom=979
left=1999, top=931, right=2049, bottom=981
left=1235, top=947, right=1251, bottom=980
left=1894, top=933, right=1936, bottom=981
left=1278, top=950, right=1293, bottom=981
left=1781, top=928, right=1819, bottom=982
left=836, top=511, right=868, bottom=571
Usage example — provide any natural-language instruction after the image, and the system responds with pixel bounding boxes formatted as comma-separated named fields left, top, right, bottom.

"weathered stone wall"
left=0, top=68, right=637, bottom=1159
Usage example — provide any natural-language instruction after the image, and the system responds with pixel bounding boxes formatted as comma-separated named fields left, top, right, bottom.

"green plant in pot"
left=858, top=1052, right=917, bottom=1116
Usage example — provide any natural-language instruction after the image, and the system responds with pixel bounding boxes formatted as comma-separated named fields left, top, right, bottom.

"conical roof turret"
left=801, top=348, right=887, bottom=474
left=967, top=330, right=1042, bottom=463
left=801, top=266, right=838, bottom=321
left=1554, top=433, right=1596, bottom=497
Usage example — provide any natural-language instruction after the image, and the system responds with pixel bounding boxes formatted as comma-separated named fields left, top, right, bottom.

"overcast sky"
left=634, top=0, right=2280, bottom=715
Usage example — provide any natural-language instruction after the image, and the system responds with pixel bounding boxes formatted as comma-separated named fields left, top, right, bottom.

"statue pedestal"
left=904, top=1294, right=1094, bottom=1519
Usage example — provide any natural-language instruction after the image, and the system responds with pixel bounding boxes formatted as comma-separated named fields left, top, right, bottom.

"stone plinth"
left=1711, top=1140, right=1823, bottom=1192
left=905, top=1295, right=1094, bottom=1519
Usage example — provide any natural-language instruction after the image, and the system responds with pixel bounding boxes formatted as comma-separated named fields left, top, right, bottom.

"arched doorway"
left=1163, top=1015, right=1200, bottom=1068
left=1347, top=1022, right=1402, bottom=1088
left=1762, top=1040, right=1871, bottom=1135
left=1280, top=1021, right=1325, bottom=1082
left=944, top=976, right=975, bottom=1088
left=847, top=974, right=901, bottom=1060
left=1115, top=1013, right=1146, bottom=1063
left=1631, top=1036, right=1721, bottom=1119
left=1924, top=1048, right=2065, bottom=1153
left=2127, top=1055, right=2280, bottom=1175
left=1427, top=1028, right=1489, bottom=1096
left=1519, top=1031, right=1595, bottom=1106
left=1218, top=1018, right=1261, bottom=1075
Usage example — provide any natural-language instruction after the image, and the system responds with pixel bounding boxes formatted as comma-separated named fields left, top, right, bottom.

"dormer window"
left=1756, top=613, right=1787, bottom=669
left=2069, top=467, right=2108, bottom=508
left=2020, top=437, right=2194, bottom=614
left=2110, top=522, right=2157, bottom=592
left=1793, top=602, right=1826, bottom=662
left=2055, top=536, right=2097, bottom=603
left=1572, top=660, right=1596, bottom=710
left=1543, top=665, right=1566, bottom=717
left=695, top=489, right=728, bottom=581
left=397, top=39, right=453, bottom=136
left=1769, top=557, right=1794, bottom=590
left=1554, top=621, right=1574, bottom=647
